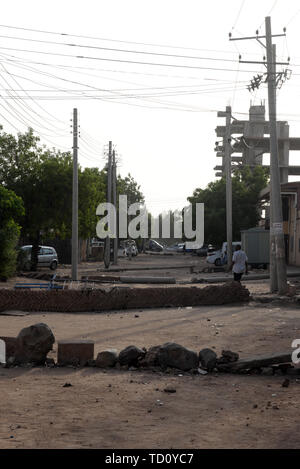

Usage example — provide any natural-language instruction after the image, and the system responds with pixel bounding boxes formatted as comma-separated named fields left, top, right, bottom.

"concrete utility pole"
left=104, top=141, right=112, bottom=269
left=229, top=17, right=289, bottom=294
left=72, top=108, right=78, bottom=281
left=217, top=107, right=232, bottom=271
left=112, top=149, right=118, bottom=265
left=265, top=17, right=287, bottom=294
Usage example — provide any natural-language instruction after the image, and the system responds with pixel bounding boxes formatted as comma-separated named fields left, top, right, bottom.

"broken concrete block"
left=96, top=349, right=118, bottom=368
left=217, top=352, right=292, bottom=373
left=157, top=342, right=198, bottom=371
left=199, top=348, right=217, bottom=371
left=118, top=345, right=145, bottom=367
left=57, top=340, right=94, bottom=366
left=0, top=337, right=19, bottom=361
left=16, top=323, right=55, bottom=365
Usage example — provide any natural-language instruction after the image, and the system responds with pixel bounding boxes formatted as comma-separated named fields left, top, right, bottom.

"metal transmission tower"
left=229, top=16, right=290, bottom=294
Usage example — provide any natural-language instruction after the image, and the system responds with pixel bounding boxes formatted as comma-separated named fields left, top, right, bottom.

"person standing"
left=231, top=244, right=248, bottom=282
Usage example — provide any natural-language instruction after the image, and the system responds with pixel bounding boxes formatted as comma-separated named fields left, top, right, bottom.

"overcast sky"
left=1, top=0, right=300, bottom=214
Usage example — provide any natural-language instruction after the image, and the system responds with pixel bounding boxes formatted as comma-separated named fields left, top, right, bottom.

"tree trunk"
left=31, top=231, right=40, bottom=271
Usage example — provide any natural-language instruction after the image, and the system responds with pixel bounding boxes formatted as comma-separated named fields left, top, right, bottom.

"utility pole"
left=217, top=106, right=232, bottom=271
left=112, top=149, right=118, bottom=265
left=72, top=108, right=78, bottom=281
left=265, top=18, right=287, bottom=294
left=229, top=17, right=289, bottom=294
left=104, top=141, right=112, bottom=269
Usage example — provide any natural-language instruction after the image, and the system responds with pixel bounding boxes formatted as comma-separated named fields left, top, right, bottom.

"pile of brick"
left=0, top=281, right=250, bottom=313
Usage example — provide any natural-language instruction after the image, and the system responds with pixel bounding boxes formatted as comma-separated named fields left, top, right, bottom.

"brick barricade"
left=0, top=282, right=249, bottom=313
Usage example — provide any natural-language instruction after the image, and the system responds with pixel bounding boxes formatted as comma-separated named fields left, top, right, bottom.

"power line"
left=0, top=32, right=245, bottom=64
left=0, top=51, right=265, bottom=81
left=232, top=0, right=247, bottom=29
left=286, top=6, right=300, bottom=26
left=0, top=45, right=262, bottom=73
left=0, top=23, right=265, bottom=55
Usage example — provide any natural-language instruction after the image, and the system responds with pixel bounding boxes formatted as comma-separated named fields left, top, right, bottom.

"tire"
left=214, top=258, right=222, bottom=266
left=50, top=260, right=58, bottom=270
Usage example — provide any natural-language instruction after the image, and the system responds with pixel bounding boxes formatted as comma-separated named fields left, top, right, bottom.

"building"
left=215, top=104, right=300, bottom=182
left=260, top=182, right=300, bottom=266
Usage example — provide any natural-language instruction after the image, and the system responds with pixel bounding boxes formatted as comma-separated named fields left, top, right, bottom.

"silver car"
left=19, top=245, right=58, bottom=271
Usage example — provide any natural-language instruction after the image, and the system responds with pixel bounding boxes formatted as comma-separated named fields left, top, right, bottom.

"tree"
left=0, top=126, right=145, bottom=266
left=0, top=185, right=24, bottom=280
left=187, top=166, right=268, bottom=246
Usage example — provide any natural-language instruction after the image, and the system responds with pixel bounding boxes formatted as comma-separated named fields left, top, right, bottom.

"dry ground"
left=0, top=254, right=300, bottom=449
left=1, top=302, right=300, bottom=449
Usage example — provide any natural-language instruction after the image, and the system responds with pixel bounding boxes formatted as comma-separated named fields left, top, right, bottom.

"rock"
left=261, top=367, right=274, bottom=376
left=16, top=323, right=55, bottom=365
left=217, top=350, right=239, bottom=365
left=164, top=386, right=176, bottom=393
left=45, top=358, right=55, bottom=367
left=282, top=379, right=290, bottom=388
left=140, top=345, right=162, bottom=367
left=4, top=356, right=16, bottom=368
left=198, top=368, right=208, bottom=375
left=118, top=345, right=145, bottom=367
left=286, top=284, right=297, bottom=297
left=157, top=342, right=198, bottom=371
left=86, top=359, right=96, bottom=367
left=63, top=383, right=72, bottom=387
left=199, top=348, right=217, bottom=371
left=96, top=349, right=118, bottom=368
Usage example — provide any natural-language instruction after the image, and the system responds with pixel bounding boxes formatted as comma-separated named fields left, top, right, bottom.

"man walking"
left=231, top=244, right=248, bottom=282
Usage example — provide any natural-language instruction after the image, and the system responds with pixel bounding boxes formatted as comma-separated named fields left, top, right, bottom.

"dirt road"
left=1, top=301, right=300, bottom=449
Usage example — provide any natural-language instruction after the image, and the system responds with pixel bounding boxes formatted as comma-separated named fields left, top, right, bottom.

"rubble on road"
left=0, top=281, right=250, bottom=313
left=216, top=352, right=293, bottom=373
left=1, top=322, right=298, bottom=378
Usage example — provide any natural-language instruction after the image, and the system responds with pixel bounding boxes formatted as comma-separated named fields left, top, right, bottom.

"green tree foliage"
left=187, top=166, right=269, bottom=247
left=117, top=173, right=144, bottom=206
left=0, top=185, right=24, bottom=280
left=0, top=127, right=144, bottom=253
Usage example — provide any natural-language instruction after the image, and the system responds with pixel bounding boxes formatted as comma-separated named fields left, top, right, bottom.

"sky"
left=1, top=0, right=300, bottom=215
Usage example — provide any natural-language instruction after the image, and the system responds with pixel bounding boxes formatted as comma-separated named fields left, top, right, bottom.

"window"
left=42, top=248, right=53, bottom=255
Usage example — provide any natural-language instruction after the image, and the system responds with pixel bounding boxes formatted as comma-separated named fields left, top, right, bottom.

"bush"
left=0, top=185, right=24, bottom=281
left=0, top=219, right=21, bottom=280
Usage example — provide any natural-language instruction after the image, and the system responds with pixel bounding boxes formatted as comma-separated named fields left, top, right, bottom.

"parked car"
left=165, top=242, right=185, bottom=253
left=121, top=240, right=138, bottom=257
left=206, top=241, right=241, bottom=266
left=196, top=244, right=216, bottom=257
left=19, top=245, right=58, bottom=271
left=148, top=239, right=164, bottom=252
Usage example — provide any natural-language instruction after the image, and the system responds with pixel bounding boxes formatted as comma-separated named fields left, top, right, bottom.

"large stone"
left=157, top=342, right=198, bottom=371
left=118, top=345, right=145, bottom=367
left=96, top=349, right=118, bottom=368
left=217, top=350, right=239, bottom=365
left=199, top=348, right=217, bottom=371
left=141, top=345, right=162, bottom=367
left=16, top=323, right=55, bottom=365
